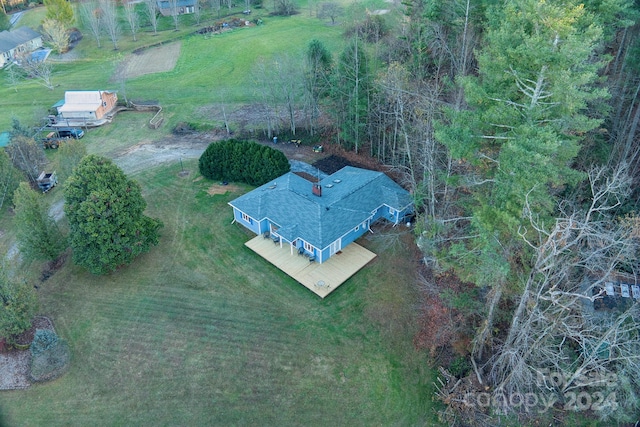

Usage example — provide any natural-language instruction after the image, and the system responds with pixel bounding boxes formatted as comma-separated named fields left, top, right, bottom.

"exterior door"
left=329, top=239, right=341, bottom=257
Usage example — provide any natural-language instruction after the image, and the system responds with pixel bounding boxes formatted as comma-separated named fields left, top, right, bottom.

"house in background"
left=229, top=166, right=414, bottom=264
left=0, top=26, right=42, bottom=68
left=52, top=90, right=118, bottom=127
left=157, top=0, right=197, bottom=16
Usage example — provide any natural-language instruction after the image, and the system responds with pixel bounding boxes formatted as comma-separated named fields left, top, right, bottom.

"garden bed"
left=0, top=316, right=56, bottom=390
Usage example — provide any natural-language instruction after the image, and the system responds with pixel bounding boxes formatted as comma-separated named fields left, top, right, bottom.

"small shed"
left=56, top=91, right=118, bottom=121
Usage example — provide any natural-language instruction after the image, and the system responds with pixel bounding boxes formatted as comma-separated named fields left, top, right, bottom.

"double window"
left=241, top=213, right=252, bottom=224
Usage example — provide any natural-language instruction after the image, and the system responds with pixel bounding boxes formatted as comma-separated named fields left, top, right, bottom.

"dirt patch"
left=207, top=183, right=242, bottom=195
left=313, top=154, right=368, bottom=175
left=117, top=42, right=182, bottom=80
left=111, top=129, right=227, bottom=175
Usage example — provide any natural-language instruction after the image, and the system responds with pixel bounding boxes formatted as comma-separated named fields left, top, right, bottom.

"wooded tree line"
left=293, top=0, right=640, bottom=423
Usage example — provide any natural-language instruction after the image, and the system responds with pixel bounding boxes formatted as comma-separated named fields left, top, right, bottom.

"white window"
left=241, top=213, right=252, bottom=224
left=389, top=208, right=396, bottom=215
left=304, top=241, right=314, bottom=253
left=354, top=224, right=359, bottom=232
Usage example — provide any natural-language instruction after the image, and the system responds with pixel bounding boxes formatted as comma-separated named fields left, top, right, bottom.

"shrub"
left=30, top=329, right=59, bottom=357
left=0, top=272, right=38, bottom=343
left=29, top=329, right=70, bottom=382
left=199, top=139, right=290, bottom=186
left=449, top=356, right=471, bottom=378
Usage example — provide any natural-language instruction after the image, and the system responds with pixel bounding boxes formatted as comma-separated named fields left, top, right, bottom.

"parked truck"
left=37, top=171, right=58, bottom=193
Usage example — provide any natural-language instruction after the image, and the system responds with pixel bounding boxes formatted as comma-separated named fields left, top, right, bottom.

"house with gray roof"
left=229, top=166, right=413, bottom=264
left=0, top=26, right=42, bottom=68
left=157, top=0, right=197, bottom=16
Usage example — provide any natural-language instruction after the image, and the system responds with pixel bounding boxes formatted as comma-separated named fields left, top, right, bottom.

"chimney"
left=312, top=183, right=322, bottom=197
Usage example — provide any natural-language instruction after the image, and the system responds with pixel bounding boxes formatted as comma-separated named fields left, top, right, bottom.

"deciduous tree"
left=490, top=166, right=640, bottom=422
left=99, top=0, right=120, bottom=49
left=144, top=0, right=159, bottom=34
left=5, top=135, right=48, bottom=183
left=317, top=2, right=342, bottom=25
left=123, top=1, right=139, bottom=41
left=44, top=0, right=74, bottom=27
left=79, top=0, right=102, bottom=48
left=64, top=155, right=163, bottom=275
left=41, top=18, right=70, bottom=53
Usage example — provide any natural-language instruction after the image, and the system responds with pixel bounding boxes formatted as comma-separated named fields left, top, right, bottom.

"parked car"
left=57, top=128, right=84, bottom=139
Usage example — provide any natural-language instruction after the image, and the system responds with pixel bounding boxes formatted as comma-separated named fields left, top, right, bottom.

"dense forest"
left=303, top=0, right=640, bottom=423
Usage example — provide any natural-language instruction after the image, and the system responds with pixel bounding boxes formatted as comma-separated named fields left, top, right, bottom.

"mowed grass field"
left=0, top=2, right=438, bottom=424
left=0, top=0, right=355, bottom=131
left=0, top=160, right=436, bottom=425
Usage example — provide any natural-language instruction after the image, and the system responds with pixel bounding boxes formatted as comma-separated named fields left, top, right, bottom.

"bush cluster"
left=29, top=329, right=70, bottom=382
left=30, top=329, right=58, bottom=357
left=199, top=139, right=290, bottom=186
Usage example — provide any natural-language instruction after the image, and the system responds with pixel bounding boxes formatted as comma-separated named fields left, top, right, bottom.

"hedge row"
left=198, top=139, right=290, bottom=186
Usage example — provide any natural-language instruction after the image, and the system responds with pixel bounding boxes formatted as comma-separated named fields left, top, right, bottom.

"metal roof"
left=229, top=166, right=413, bottom=249
left=58, top=91, right=114, bottom=113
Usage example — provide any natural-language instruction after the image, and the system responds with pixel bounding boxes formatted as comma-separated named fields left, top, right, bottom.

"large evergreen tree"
left=437, top=0, right=608, bottom=288
left=64, top=155, right=162, bottom=275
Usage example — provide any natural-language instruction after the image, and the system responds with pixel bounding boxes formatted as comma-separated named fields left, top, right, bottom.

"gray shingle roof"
left=229, top=166, right=413, bottom=249
left=0, top=27, right=41, bottom=53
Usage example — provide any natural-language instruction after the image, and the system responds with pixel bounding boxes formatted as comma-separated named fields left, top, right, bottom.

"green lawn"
left=0, top=3, right=438, bottom=424
left=0, top=160, right=436, bottom=425
left=0, top=3, right=347, bottom=131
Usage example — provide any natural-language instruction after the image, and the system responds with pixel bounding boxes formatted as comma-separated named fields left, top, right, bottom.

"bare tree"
left=193, top=0, right=202, bottom=25
left=252, top=59, right=279, bottom=139
left=123, top=1, right=139, bottom=41
left=144, top=0, right=159, bottom=34
left=317, top=2, right=342, bottom=25
left=15, top=53, right=54, bottom=90
left=168, top=0, right=180, bottom=31
left=209, top=0, right=221, bottom=18
left=486, top=165, right=640, bottom=420
left=5, top=63, right=21, bottom=91
left=99, top=0, right=120, bottom=49
left=273, top=54, right=302, bottom=136
left=5, top=135, right=48, bottom=183
left=79, top=0, right=102, bottom=48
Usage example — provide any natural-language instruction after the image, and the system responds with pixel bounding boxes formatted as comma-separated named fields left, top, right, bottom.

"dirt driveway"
left=110, top=129, right=328, bottom=176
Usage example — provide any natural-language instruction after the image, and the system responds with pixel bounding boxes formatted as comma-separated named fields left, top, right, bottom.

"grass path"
left=0, top=161, right=437, bottom=425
